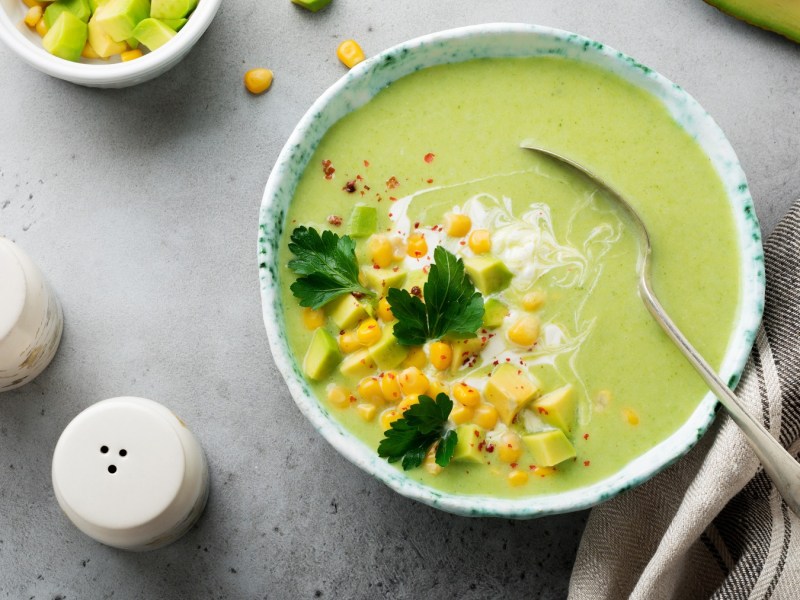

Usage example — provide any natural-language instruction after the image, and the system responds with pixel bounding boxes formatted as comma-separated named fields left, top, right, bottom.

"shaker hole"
left=119, top=449, right=127, bottom=457
left=100, top=446, right=109, bottom=454
left=108, top=465, right=117, bottom=474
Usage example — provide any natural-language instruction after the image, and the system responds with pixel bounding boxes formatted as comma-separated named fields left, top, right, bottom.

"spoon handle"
left=640, top=281, right=800, bottom=516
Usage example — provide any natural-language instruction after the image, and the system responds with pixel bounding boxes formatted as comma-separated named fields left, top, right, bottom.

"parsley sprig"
left=378, top=393, right=458, bottom=470
left=387, top=246, right=484, bottom=346
left=287, top=226, right=374, bottom=309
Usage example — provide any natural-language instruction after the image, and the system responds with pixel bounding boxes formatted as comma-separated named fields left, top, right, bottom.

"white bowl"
left=0, top=0, right=221, bottom=88
left=258, top=23, right=765, bottom=518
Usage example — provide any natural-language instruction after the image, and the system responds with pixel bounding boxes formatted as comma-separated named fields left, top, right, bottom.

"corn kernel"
left=522, top=290, right=546, bottom=311
left=424, top=447, right=443, bottom=475
left=380, top=408, right=402, bottom=430
left=356, top=318, right=381, bottom=346
left=357, top=377, right=384, bottom=404
left=23, top=5, right=42, bottom=27
left=244, top=68, right=273, bottom=95
left=450, top=403, right=473, bottom=425
left=428, top=379, right=449, bottom=398
left=468, top=229, right=491, bottom=254
left=406, top=233, right=428, bottom=258
left=367, top=234, right=393, bottom=268
left=326, top=385, right=350, bottom=409
left=399, top=367, right=429, bottom=396
left=81, top=42, right=100, bottom=59
left=623, top=408, right=640, bottom=425
left=507, top=314, right=541, bottom=347
left=444, top=213, right=471, bottom=237
left=338, top=330, right=361, bottom=354
left=337, top=39, right=366, bottom=69
left=453, top=382, right=480, bottom=407
left=398, top=394, right=420, bottom=413
left=473, top=403, right=498, bottom=429
left=379, top=371, right=403, bottom=403
left=533, top=466, right=557, bottom=477
left=35, top=17, right=47, bottom=36
left=356, top=403, right=377, bottom=422
left=498, top=432, right=522, bottom=463
left=121, top=49, right=143, bottom=62
left=508, top=470, right=529, bottom=487
left=377, top=296, right=394, bottom=322
left=403, top=346, right=427, bottom=369
left=429, top=341, right=452, bottom=371
left=302, top=307, right=325, bottom=330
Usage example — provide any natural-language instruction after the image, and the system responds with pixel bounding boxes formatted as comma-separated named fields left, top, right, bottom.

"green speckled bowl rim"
left=258, top=23, right=765, bottom=518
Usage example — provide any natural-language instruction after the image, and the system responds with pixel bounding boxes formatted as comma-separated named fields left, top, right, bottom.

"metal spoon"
left=521, top=142, right=800, bottom=516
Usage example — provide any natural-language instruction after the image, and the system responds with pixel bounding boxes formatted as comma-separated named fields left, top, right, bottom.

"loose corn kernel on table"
left=0, top=1, right=798, bottom=598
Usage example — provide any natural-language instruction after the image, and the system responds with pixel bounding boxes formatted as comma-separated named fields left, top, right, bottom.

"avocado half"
left=704, top=0, right=800, bottom=43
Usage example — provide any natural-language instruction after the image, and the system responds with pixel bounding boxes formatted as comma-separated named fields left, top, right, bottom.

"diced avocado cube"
left=161, top=17, right=187, bottom=30
left=464, top=256, right=513, bottom=295
left=325, top=294, right=368, bottom=330
left=523, top=430, right=576, bottom=467
left=339, top=349, right=377, bottom=378
left=132, top=17, right=176, bottom=51
left=484, top=363, right=541, bottom=425
left=291, top=0, right=332, bottom=12
left=44, top=0, right=91, bottom=29
left=302, top=328, right=341, bottom=381
left=452, top=424, right=486, bottom=464
left=368, top=327, right=408, bottom=370
left=403, top=269, right=427, bottom=293
left=88, top=12, right=126, bottom=57
left=482, top=298, right=508, bottom=329
left=150, top=0, right=197, bottom=19
left=94, top=0, right=150, bottom=42
left=532, top=385, right=575, bottom=433
left=347, top=205, right=377, bottom=238
left=363, top=267, right=406, bottom=294
left=42, top=12, right=88, bottom=62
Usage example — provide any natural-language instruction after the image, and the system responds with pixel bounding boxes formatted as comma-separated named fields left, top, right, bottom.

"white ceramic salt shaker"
left=52, top=396, right=210, bottom=551
left=0, top=237, right=63, bottom=392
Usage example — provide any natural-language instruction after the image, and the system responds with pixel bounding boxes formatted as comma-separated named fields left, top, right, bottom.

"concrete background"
left=0, top=1, right=798, bottom=598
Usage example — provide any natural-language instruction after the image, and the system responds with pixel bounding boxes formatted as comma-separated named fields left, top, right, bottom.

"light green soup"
left=278, top=57, right=740, bottom=498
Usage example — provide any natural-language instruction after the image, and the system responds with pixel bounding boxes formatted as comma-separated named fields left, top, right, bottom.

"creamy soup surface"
left=277, top=57, right=740, bottom=497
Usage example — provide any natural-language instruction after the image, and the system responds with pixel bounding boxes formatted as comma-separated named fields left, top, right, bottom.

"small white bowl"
left=0, top=0, right=221, bottom=88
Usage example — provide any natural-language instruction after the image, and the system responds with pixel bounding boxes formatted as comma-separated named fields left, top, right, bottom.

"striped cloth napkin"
left=568, top=200, right=800, bottom=600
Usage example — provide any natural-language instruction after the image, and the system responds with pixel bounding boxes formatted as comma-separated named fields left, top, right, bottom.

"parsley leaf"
left=378, top=393, right=458, bottom=470
left=387, top=246, right=484, bottom=346
left=287, top=226, right=373, bottom=309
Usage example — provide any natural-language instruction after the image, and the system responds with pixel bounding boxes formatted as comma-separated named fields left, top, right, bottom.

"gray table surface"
left=1, top=1, right=798, bottom=598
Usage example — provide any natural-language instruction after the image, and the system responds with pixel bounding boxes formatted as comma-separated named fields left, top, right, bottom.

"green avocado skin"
left=704, top=0, right=800, bottom=43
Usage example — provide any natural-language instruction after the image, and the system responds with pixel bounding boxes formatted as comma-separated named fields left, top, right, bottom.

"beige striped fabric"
left=568, top=201, right=800, bottom=600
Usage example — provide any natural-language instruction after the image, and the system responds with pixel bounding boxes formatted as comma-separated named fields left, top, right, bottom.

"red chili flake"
left=392, top=266, right=399, bottom=272
left=492, top=360, right=499, bottom=366
left=537, top=407, right=549, bottom=415
left=478, top=441, right=485, bottom=451
left=351, top=292, right=365, bottom=300
left=424, top=152, right=435, bottom=163
left=583, top=433, right=590, bottom=440
left=349, top=395, right=357, bottom=403
left=459, top=240, right=466, bottom=246
left=386, top=176, right=399, bottom=189
left=486, top=444, right=495, bottom=453
left=327, top=215, right=342, bottom=226
left=339, top=330, right=345, bottom=335
left=364, top=185, right=371, bottom=191
left=356, top=174, right=364, bottom=181
left=363, top=160, right=370, bottom=167
left=389, top=196, right=397, bottom=202
left=474, top=430, right=480, bottom=438
left=510, top=463, right=518, bottom=469
left=373, top=264, right=380, bottom=270
left=321, top=159, right=335, bottom=179
left=343, top=180, right=357, bottom=193
left=414, top=221, right=420, bottom=229
left=583, top=460, right=591, bottom=467
left=505, top=357, right=511, bottom=362
left=426, top=178, right=433, bottom=184
left=410, top=286, right=422, bottom=297
left=529, top=465, right=536, bottom=470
